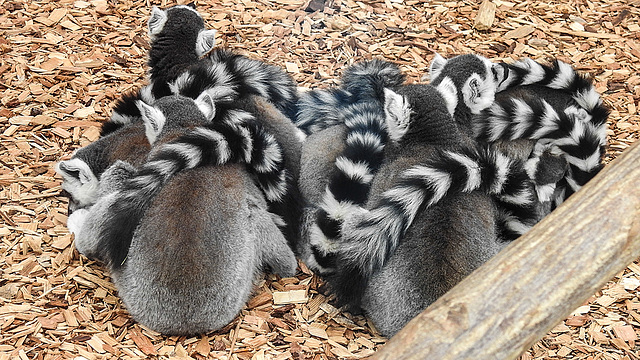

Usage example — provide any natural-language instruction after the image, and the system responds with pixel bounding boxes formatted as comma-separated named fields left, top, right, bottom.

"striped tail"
left=474, top=94, right=607, bottom=205
left=97, top=111, right=288, bottom=268
left=304, top=60, right=404, bottom=272
left=103, top=49, right=299, bottom=137
left=326, top=146, right=536, bottom=307
left=296, top=88, right=353, bottom=134
left=309, top=101, right=389, bottom=270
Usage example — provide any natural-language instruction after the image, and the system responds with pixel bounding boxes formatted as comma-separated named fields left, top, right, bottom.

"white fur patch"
left=531, top=101, right=561, bottom=139
left=383, top=88, right=411, bottom=142
left=511, top=98, right=534, bottom=139
left=521, top=58, right=547, bottom=85
left=429, top=53, right=447, bottom=82
left=335, top=156, right=374, bottom=184
left=445, top=151, right=482, bottom=192
left=67, top=208, right=90, bottom=235
left=56, top=158, right=100, bottom=208
left=462, top=73, right=496, bottom=114
left=573, top=87, right=602, bottom=112
left=254, top=133, right=283, bottom=173
left=191, top=127, right=231, bottom=164
left=110, top=112, right=136, bottom=125
left=345, top=132, right=385, bottom=153
left=235, top=58, right=269, bottom=97
left=564, top=105, right=590, bottom=123
left=535, top=182, right=557, bottom=202
left=436, top=77, right=458, bottom=116
left=196, top=29, right=217, bottom=57
left=498, top=189, right=534, bottom=206
left=137, top=101, right=166, bottom=144
left=489, top=152, right=512, bottom=194
left=485, top=103, right=510, bottom=142
left=548, top=61, right=576, bottom=90
left=262, top=171, right=288, bottom=202
left=157, top=142, right=204, bottom=169
left=400, top=166, right=452, bottom=208
left=148, top=6, right=168, bottom=38
left=169, top=73, right=194, bottom=95
left=319, top=188, right=363, bottom=221
left=139, top=85, right=155, bottom=104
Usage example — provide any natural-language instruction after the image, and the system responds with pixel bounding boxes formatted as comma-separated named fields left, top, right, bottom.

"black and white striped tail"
left=305, top=60, right=403, bottom=271
left=296, top=88, right=353, bottom=135
left=97, top=111, right=287, bottom=268
left=325, top=146, right=536, bottom=306
left=309, top=101, right=389, bottom=270
left=474, top=92, right=607, bottom=205
left=103, top=49, right=299, bottom=137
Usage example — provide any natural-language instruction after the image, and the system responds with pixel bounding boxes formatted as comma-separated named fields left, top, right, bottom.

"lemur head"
left=428, top=54, right=508, bottom=119
left=383, top=84, right=462, bottom=147
left=56, top=123, right=151, bottom=212
left=148, top=4, right=217, bottom=62
left=136, top=91, right=218, bottom=145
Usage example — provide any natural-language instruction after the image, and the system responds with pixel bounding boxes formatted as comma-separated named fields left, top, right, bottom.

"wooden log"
left=372, top=141, right=640, bottom=360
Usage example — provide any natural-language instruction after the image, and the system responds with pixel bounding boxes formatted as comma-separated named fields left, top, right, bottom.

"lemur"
left=105, top=3, right=299, bottom=135
left=297, top=55, right=606, bottom=336
left=58, top=4, right=304, bottom=245
left=68, top=94, right=298, bottom=335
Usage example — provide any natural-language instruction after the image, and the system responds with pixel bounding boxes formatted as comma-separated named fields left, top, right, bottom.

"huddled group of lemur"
left=55, top=4, right=609, bottom=337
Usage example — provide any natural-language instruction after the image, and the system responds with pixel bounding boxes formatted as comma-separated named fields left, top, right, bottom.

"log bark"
left=372, top=141, right=640, bottom=360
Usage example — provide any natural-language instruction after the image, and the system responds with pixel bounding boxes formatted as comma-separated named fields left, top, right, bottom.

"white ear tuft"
left=196, top=29, right=217, bottom=56
left=56, top=158, right=100, bottom=207
left=436, top=77, right=458, bottom=116
left=429, top=53, right=448, bottom=82
left=462, top=73, right=495, bottom=114
left=148, top=6, right=168, bottom=38
left=383, top=88, right=411, bottom=142
left=137, top=101, right=166, bottom=144
left=195, top=92, right=216, bottom=121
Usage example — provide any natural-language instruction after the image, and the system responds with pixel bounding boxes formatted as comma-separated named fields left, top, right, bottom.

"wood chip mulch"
left=1, top=0, right=639, bottom=359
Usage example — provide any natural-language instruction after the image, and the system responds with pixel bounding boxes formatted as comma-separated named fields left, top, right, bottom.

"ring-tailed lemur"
left=79, top=93, right=288, bottom=268
left=104, top=3, right=217, bottom=132
left=105, top=4, right=298, bottom=136
left=58, top=5, right=301, bottom=213
left=68, top=94, right=297, bottom=335
left=305, top=55, right=539, bottom=275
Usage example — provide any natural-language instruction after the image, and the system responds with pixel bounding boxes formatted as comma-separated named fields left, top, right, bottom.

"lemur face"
left=429, top=54, right=508, bottom=116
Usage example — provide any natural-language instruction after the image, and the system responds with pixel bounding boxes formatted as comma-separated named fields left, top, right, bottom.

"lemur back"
left=69, top=95, right=298, bottom=335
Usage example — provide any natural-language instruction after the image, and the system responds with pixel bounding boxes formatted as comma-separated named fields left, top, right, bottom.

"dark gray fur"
left=66, top=95, right=300, bottom=335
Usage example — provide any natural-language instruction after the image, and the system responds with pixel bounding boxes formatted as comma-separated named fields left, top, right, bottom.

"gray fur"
left=73, top=163, right=297, bottom=335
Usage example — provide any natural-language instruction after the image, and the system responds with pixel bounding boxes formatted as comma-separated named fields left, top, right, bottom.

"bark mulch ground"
left=1, top=0, right=639, bottom=359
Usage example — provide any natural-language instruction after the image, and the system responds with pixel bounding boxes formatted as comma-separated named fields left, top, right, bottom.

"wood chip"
left=273, top=290, right=308, bottom=305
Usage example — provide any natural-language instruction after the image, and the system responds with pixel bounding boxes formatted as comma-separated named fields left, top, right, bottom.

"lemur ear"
left=137, top=101, right=166, bottom=144
left=195, top=92, right=216, bottom=121
left=55, top=158, right=100, bottom=208
left=186, top=2, right=196, bottom=9
left=148, top=6, right=168, bottom=37
left=435, top=77, right=458, bottom=116
left=429, top=53, right=448, bottom=82
left=462, top=73, right=494, bottom=114
left=383, top=88, right=411, bottom=142
left=195, top=29, right=217, bottom=57
left=56, top=158, right=97, bottom=186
